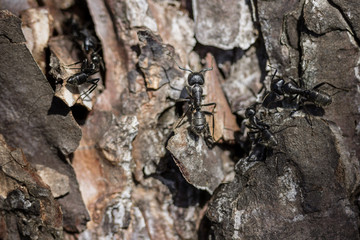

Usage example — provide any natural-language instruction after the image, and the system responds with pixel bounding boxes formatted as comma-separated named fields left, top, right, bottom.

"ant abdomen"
left=304, top=90, right=332, bottom=106
left=192, top=110, right=207, bottom=134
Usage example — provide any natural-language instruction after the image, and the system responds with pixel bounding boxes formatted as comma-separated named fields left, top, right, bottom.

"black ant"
left=246, top=142, right=268, bottom=162
left=65, top=50, right=103, bottom=100
left=244, top=105, right=296, bottom=161
left=174, top=64, right=217, bottom=147
left=245, top=105, right=277, bottom=148
left=263, top=68, right=346, bottom=108
left=68, top=16, right=98, bottom=53
left=244, top=105, right=277, bottom=162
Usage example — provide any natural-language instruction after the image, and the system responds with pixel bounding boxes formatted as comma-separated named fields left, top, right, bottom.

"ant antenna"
left=169, top=51, right=214, bottom=74
left=199, top=67, right=213, bottom=74
left=91, top=46, right=103, bottom=56
left=267, top=65, right=278, bottom=81
left=270, top=69, right=278, bottom=81
left=267, top=65, right=278, bottom=70
left=167, top=51, right=193, bottom=73
left=199, top=57, right=214, bottom=74
left=178, top=65, right=193, bottom=73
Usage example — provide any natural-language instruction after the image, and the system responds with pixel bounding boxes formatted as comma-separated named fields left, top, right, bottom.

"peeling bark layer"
left=0, top=10, right=88, bottom=233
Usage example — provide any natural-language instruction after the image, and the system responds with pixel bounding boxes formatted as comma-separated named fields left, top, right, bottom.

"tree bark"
left=0, top=0, right=359, bottom=239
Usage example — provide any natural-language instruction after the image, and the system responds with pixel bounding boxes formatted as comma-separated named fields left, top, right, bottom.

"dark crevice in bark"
left=327, top=0, right=360, bottom=47
left=297, top=2, right=306, bottom=80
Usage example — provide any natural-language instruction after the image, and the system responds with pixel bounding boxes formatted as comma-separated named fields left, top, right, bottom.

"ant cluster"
left=60, top=16, right=104, bottom=101
left=174, top=65, right=216, bottom=148
left=244, top=68, right=346, bottom=162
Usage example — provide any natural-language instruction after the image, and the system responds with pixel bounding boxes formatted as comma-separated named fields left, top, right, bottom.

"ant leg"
left=66, top=61, right=82, bottom=66
left=289, top=108, right=301, bottom=119
left=93, top=46, right=103, bottom=55
left=203, top=110, right=217, bottom=138
left=245, top=124, right=262, bottom=131
left=305, top=114, right=313, bottom=127
left=312, top=82, right=349, bottom=95
left=272, top=125, right=296, bottom=134
left=176, top=98, right=191, bottom=103
left=258, top=67, right=278, bottom=101
left=289, top=93, right=299, bottom=103
left=291, top=102, right=314, bottom=128
left=289, top=78, right=300, bottom=88
left=79, top=78, right=99, bottom=101
left=185, top=86, right=192, bottom=96
left=262, top=92, right=279, bottom=108
left=174, top=106, right=192, bottom=129
left=301, top=104, right=314, bottom=128
left=289, top=76, right=305, bottom=89
left=175, top=86, right=192, bottom=99
left=174, top=87, right=192, bottom=128
left=203, top=110, right=215, bottom=137
left=252, top=117, right=270, bottom=130
left=247, top=131, right=260, bottom=143
left=202, top=110, right=214, bottom=116
left=312, top=82, right=340, bottom=90
left=65, top=67, right=82, bottom=70
left=203, top=123, right=214, bottom=148
left=64, top=60, right=84, bottom=68
left=99, top=57, right=105, bottom=72
left=202, top=102, right=216, bottom=106
left=201, top=103, right=216, bottom=114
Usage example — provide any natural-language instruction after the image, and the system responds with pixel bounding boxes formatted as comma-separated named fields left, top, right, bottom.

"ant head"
left=91, top=52, right=101, bottom=64
left=271, top=78, right=285, bottom=95
left=188, top=72, right=205, bottom=86
left=268, top=66, right=284, bottom=95
left=67, top=76, right=76, bottom=85
left=83, top=35, right=97, bottom=52
left=177, top=63, right=213, bottom=86
left=245, top=106, right=256, bottom=118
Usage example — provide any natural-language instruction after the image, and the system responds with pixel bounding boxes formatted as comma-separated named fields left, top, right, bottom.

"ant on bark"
left=245, top=106, right=277, bottom=147
left=263, top=68, right=347, bottom=109
left=65, top=49, right=104, bottom=101
left=174, top=63, right=217, bottom=147
left=262, top=67, right=348, bottom=125
left=244, top=104, right=295, bottom=162
left=244, top=105, right=277, bottom=162
left=68, top=16, right=98, bottom=54
left=245, top=105, right=277, bottom=162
